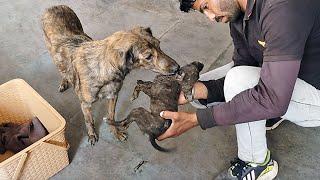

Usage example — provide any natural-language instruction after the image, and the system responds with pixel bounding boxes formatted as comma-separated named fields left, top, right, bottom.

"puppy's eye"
left=145, top=54, right=153, bottom=61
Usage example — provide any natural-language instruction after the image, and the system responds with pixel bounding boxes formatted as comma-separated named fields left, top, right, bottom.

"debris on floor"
left=134, top=160, right=148, bottom=173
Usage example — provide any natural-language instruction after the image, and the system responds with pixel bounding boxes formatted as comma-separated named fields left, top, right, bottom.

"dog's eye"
left=145, top=54, right=153, bottom=61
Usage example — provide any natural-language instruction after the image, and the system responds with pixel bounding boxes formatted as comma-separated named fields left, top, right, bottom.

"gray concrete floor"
left=0, top=0, right=319, bottom=179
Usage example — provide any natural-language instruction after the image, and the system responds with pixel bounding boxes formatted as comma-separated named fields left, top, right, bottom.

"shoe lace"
left=229, top=158, right=249, bottom=178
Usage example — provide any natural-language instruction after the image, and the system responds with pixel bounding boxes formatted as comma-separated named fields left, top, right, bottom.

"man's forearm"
left=193, top=77, right=225, bottom=105
left=196, top=60, right=301, bottom=129
left=192, top=81, right=208, bottom=99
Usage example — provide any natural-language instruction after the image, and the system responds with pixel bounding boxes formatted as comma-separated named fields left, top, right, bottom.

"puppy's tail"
left=149, top=136, right=174, bottom=153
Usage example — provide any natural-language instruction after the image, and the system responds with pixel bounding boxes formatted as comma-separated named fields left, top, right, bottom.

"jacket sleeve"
left=198, top=77, right=225, bottom=105
left=197, top=60, right=300, bottom=129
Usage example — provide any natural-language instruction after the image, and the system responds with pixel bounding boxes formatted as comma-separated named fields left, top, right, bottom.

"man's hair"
left=179, top=0, right=196, bottom=12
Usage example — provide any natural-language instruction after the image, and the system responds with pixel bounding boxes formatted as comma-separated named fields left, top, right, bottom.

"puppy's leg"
left=58, top=78, right=69, bottom=92
left=106, top=117, right=133, bottom=132
left=131, top=80, right=153, bottom=101
left=81, top=102, right=98, bottom=145
left=105, top=97, right=128, bottom=141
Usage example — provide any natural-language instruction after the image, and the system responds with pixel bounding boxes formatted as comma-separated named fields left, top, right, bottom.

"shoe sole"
left=257, top=161, right=279, bottom=180
left=266, top=119, right=285, bottom=131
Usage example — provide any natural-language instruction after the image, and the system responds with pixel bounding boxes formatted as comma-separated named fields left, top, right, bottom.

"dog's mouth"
left=152, top=68, right=179, bottom=75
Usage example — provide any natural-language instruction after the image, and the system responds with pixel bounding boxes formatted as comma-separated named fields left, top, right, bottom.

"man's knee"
left=224, top=66, right=261, bottom=101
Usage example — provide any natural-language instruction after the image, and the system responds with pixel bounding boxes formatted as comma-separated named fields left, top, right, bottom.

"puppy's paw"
left=116, top=130, right=128, bottom=142
left=103, top=117, right=108, bottom=122
left=88, top=133, right=99, bottom=146
left=111, top=128, right=128, bottom=142
left=130, top=96, right=137, bottom=102
left=185, top=93, right=193, bottom=102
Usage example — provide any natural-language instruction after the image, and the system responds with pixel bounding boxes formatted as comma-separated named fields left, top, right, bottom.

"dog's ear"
left=118, top=46, right=135, bottom=65
left=192, top=61, right=204, bottom=72
left=131, top=26, right=153, bottom=37
left=131, top=26, right=160, bottom=48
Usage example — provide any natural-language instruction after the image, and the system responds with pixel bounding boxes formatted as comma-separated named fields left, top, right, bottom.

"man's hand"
left=157, top=111, right=199, bottom=141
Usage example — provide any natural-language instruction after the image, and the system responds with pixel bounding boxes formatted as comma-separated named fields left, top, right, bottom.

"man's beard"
left=229, top=8, right=242, bottom=22
left=219, top=0, right=242, bottom=23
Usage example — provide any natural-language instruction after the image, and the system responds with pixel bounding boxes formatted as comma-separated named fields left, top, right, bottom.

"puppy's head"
left=119, top=27, right=180, bottom=75
left=176, top=61, right=204, bottom=101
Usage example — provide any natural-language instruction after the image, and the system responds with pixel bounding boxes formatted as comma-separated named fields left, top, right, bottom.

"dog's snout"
left=172, top=65, right=180, bottom=73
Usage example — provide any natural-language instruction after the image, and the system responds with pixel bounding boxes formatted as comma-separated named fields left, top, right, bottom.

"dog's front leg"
left=81, top=102, right=98, bottom=145
left=105, top=97, right=128, bottom=141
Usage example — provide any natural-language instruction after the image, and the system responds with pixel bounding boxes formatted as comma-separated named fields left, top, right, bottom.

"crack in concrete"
left=206, top=41, right=233, bottom=71
left=158, top=20, right=181, bottom=40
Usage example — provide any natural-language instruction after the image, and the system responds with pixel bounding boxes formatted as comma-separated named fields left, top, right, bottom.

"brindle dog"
left=41, top=5, right=179, bottom=145
left=110, top=62, right=204, bottom=152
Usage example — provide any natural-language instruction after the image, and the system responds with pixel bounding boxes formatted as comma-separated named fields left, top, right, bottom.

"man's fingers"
left=157, top=123, right=175, bottom=141
left=157, top=132, right=170, bottom=141
left=160, top=111, right=177, bottom=120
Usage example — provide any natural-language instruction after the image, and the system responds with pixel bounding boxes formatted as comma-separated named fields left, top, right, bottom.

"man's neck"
left=238, top=0, right=248, bottom=12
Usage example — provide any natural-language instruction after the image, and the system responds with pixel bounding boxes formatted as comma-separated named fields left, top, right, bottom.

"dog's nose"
left=171, top=65, right=180, bottom=73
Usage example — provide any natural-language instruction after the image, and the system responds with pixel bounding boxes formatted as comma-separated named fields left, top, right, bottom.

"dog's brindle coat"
left=111, top=62, right=204, bottom=152
left=41, top=5, right=179, bottom=145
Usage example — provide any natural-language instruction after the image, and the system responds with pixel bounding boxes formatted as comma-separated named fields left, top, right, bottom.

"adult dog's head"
left=109, top=27, right=180, bottom=75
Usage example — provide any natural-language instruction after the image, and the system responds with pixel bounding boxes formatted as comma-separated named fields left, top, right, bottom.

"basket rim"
left=0, top=79, right=67, bottom=167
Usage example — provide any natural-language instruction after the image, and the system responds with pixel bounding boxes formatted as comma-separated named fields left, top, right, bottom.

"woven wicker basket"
left=0, top=79, right=69, bottom=180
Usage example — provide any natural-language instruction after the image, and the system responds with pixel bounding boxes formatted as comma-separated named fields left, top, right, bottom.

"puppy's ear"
left=192, top=61, right=204, bottom=72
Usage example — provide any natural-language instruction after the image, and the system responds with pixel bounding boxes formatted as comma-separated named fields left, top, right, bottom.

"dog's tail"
left=41, top=5, right=87, bottom=43
left=149, top=136, right=174, bottom=153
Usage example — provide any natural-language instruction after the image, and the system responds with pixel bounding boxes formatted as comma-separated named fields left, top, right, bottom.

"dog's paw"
left=88, top=133, right=99, bottom=146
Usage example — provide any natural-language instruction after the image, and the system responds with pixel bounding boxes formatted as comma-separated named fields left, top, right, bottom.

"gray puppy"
left=110, top=61, right=204, bottom=152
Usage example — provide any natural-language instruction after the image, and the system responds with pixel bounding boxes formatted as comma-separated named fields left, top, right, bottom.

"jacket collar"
left=244, top=0, right=256, bottom=20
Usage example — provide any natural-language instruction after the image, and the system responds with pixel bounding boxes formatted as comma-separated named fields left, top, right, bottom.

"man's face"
left=193, top=0, right=241, bottom=23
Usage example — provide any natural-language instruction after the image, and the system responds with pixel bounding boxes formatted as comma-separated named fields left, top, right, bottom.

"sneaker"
left=266, top=117, right=285, bottom=131
left=215, top=151, right=278, bottom=180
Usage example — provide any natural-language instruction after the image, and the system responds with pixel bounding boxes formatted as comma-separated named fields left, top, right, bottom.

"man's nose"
left=204, top=10, right=216, bottom=22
